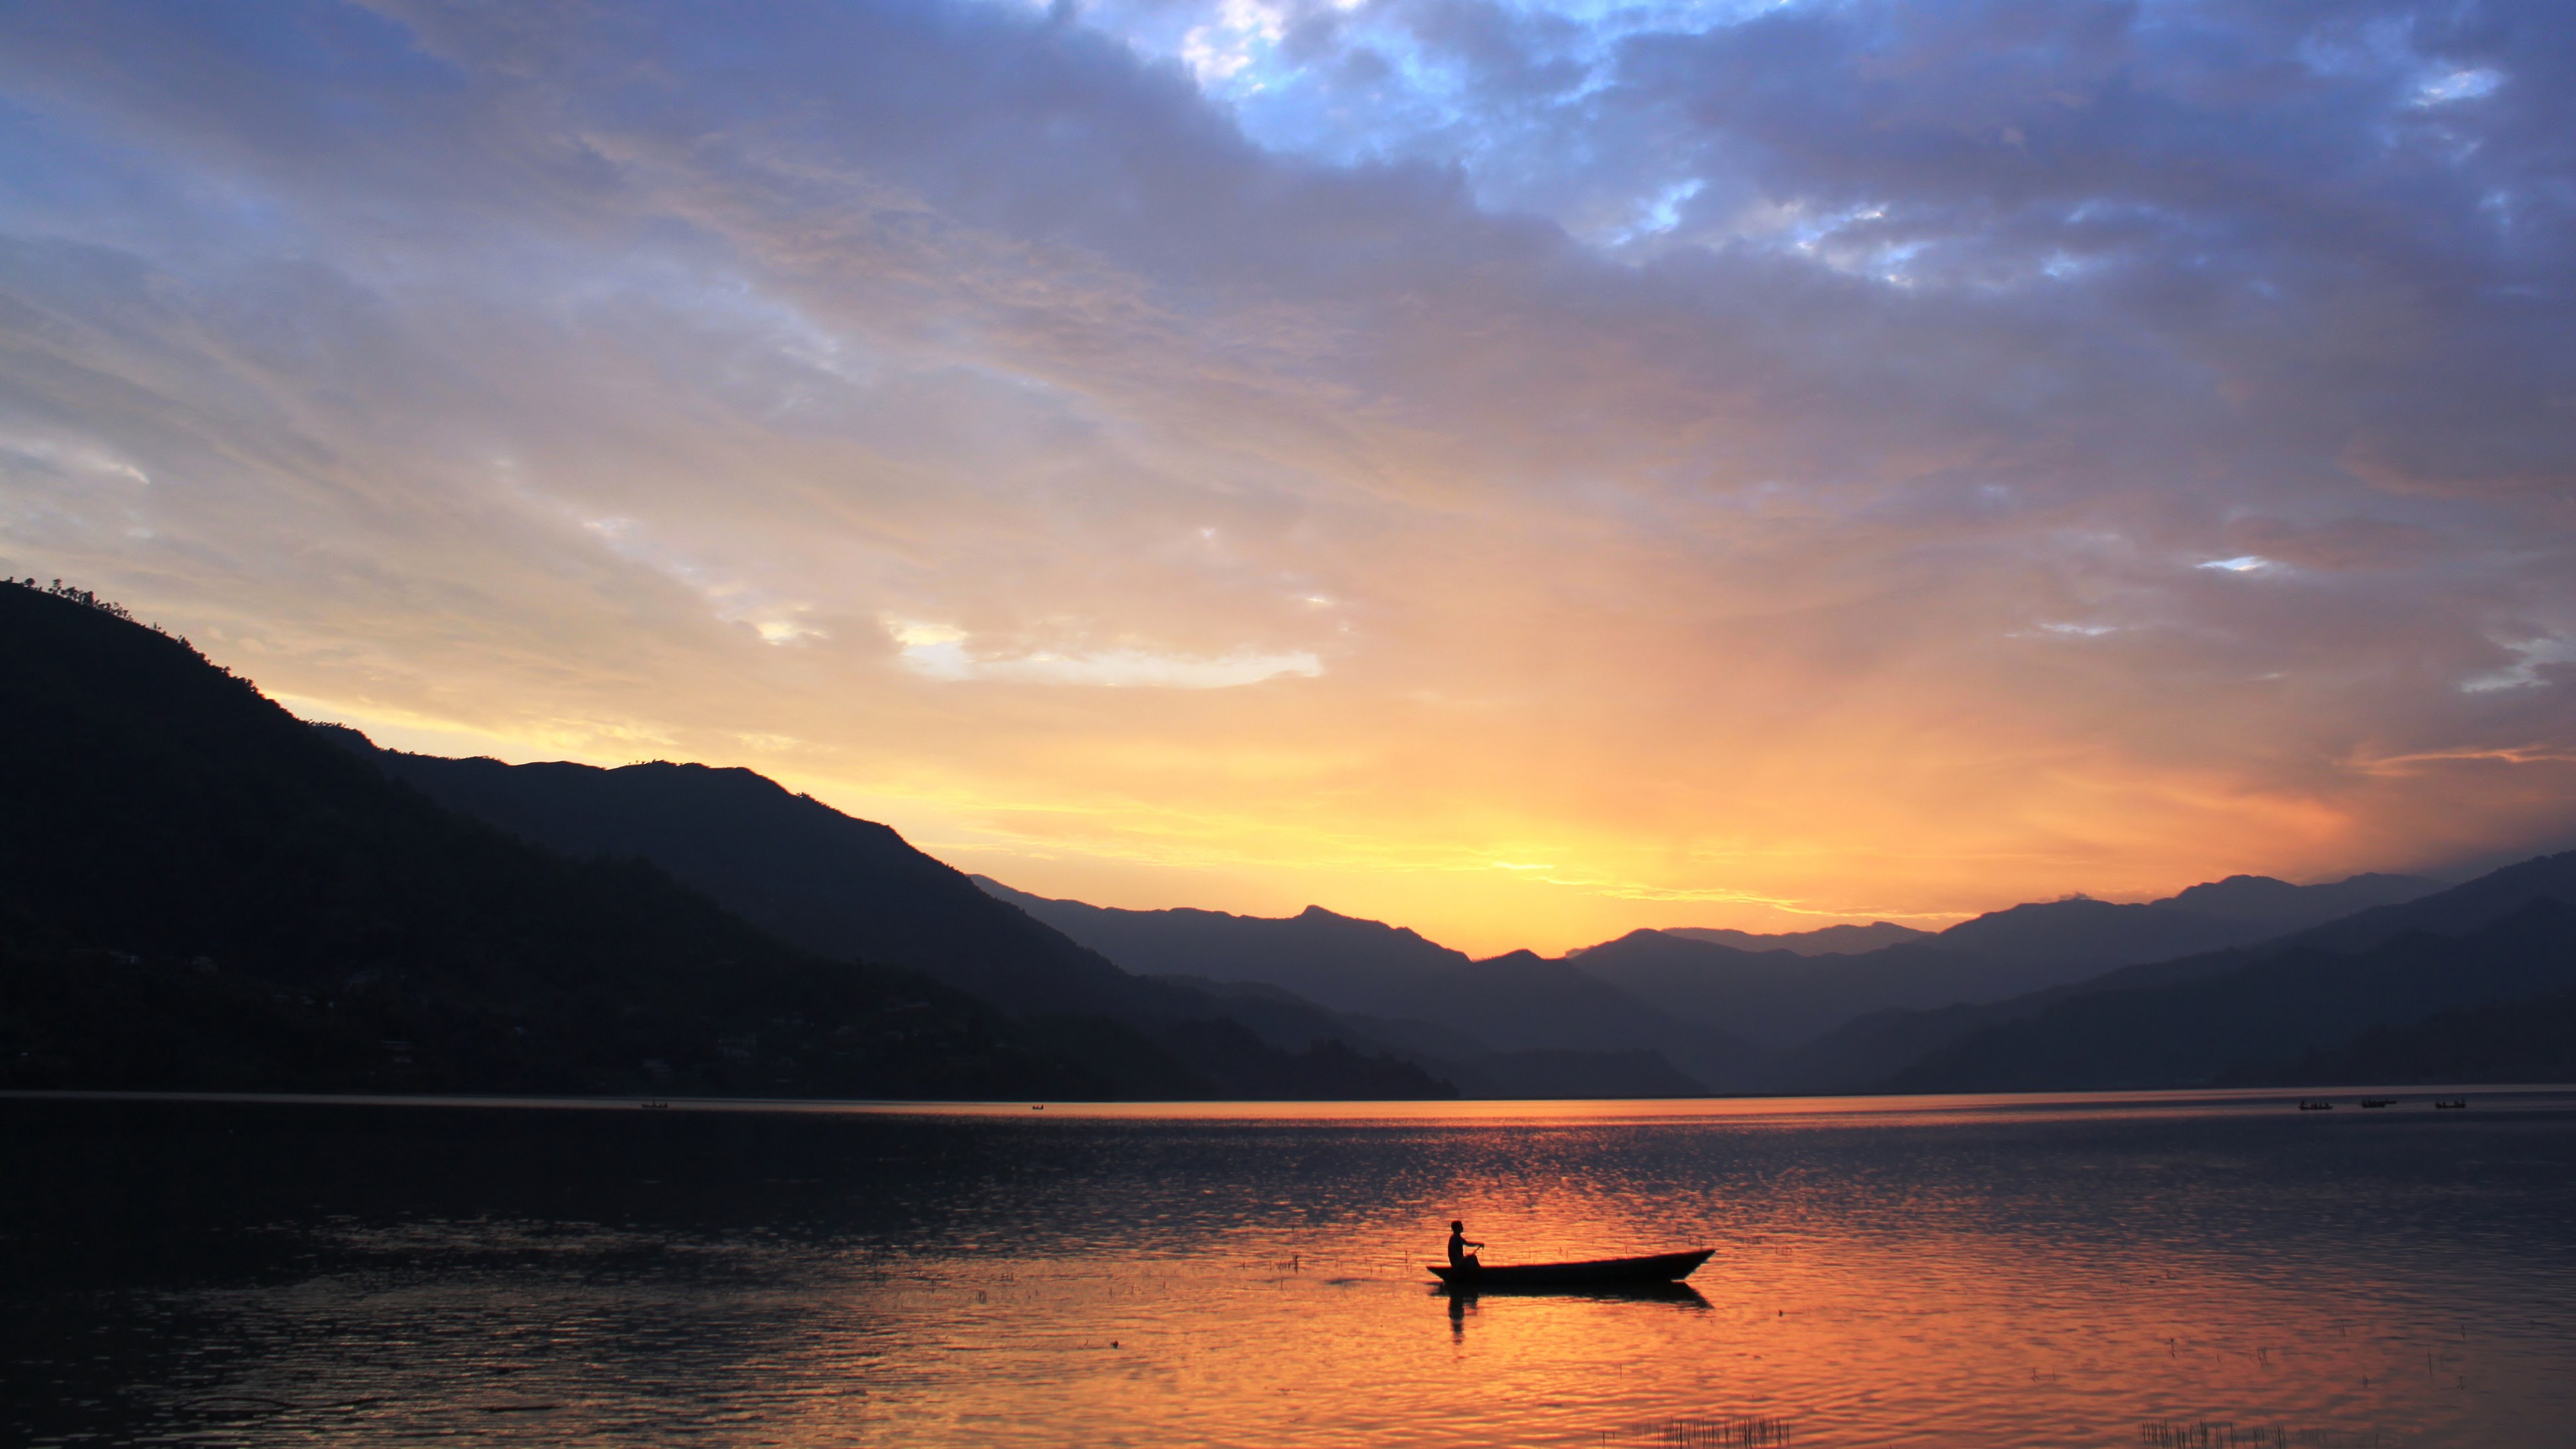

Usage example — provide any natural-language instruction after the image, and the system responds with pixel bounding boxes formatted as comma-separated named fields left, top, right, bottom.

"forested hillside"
left=0, top=582, right=1152, bottom=1098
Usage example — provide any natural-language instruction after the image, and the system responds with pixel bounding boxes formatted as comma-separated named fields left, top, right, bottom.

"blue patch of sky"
left=1075, top=0, right=1786, bottom=213
left=0, top=101, right=311, bottom=288
left=1066, top=0, right=2524, bottom=284
left=2413, top=66, right=2502, bottom=107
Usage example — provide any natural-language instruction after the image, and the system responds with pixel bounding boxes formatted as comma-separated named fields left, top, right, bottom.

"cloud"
left=889, top=619, right=1325, bottom=687
left=2461, top=635, right=2576, bottom=694
left=2218, top=515, right=2445, bottom=572
left=0, top=0, right=2571, bottom=953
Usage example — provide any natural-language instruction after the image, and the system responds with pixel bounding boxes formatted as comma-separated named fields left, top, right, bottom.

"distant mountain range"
left=1572, top=873, right=2444, bottom=1059
left=976, top=868, right=2474, bottom=1090
left=2253, top=986, right=2576, bottom=1087
left=968, top=882, right=1753, bottom=1091
left=1864, top=853, right=2576, bottom=1092
left=1882, top=896, right=2576, bottom=1091
left=9, top=575, right=2569, bottom=1102
left=1660, top=922, right=1932, bottom=955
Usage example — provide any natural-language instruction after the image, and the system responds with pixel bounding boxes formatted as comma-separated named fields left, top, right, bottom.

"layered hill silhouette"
left=984, top=859, right=2576, bottom=1093
left=971, top=881, right=1752, bottom=1090
left=1886, top=897, right=2576, bottom=1091
left=1866, top=856, right=2576, bottom=1092
left=979, top=870, right=2457, bottom=1088
left=1574, top=873, right=2443, bottom=1062
left=334, top=748, right=1159, bottom=1021
left=0, top=581, right=1452, bottom=1100
left=2248, top=986, right=2576, bottom=1087
left=280, top=741, right=1713, bottom=1097
left=0, top=582, right=1116, bottom=1098
left=11, top=574, right=2565, bottom=1102
left=965, top=887, right=1467, bottom=1019
left=1664, top=922, right=1931, bottom=955
left=336, top=742, right=1452, bottom=1099
left=1767, top=852, right=2576, bottom=1091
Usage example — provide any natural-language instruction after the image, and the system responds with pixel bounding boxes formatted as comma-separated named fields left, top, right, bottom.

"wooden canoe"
left=1428, top=1248, right=1713, bottom=1287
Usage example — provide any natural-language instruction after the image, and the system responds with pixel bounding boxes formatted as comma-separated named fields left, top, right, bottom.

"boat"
left=2434, top=1098, right=2468, bottom=1110
left=2297, top=1099, right=2332, bottom=1111
left=1428, top=1248, right=1713, bottom=1288
left=2361, top=1098, right=2396, bottom=1109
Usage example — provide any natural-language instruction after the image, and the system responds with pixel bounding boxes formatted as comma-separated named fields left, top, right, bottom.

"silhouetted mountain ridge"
left=1570, top=933, right=2012, bottom=1053
left=2161, top=873, right=2443, bottom=925
left=973, top=879, right=1748, bottom=1090
left=333, top=745, right=1454, bottom=1100
left=1579, top=871, right=2445, bottom=1067
left=967, top=879, right=1470, bottom=1019
left=2243, top=987, right=2576, bottom=1087
left=983, top=867, right=2450, bottom=1084
left=1884, top=897, right=2576, bottom=1091
left=17, top=574, right=2550, bottom=1102
left=0, top=582, right=1113, bottom=1099
left=341, top=749, right=1151, bottom=1020
left=1660, top=922, right=1933, bottom=955
left=1784, top=852, right=2576, bottom=1092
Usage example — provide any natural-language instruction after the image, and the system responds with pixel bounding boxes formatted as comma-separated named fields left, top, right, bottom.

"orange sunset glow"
left=10, top=8, right=2576, bottom=1448
left=5, top=1, right=2573, bottom=956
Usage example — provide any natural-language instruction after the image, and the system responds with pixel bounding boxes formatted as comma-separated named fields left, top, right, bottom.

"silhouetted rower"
left=1447, top=1220, right=1483, bottom=1271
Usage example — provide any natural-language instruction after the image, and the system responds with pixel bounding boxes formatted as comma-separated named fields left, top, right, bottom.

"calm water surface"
left=5, top=1089, right=2574, bottom=1447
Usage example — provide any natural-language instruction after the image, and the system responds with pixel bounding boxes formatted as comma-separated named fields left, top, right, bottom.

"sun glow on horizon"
left=4, top=0, right=2573, bottom=958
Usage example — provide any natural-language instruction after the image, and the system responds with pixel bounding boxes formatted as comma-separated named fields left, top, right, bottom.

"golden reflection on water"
left=7, top=1090, right=2573, bottom=1447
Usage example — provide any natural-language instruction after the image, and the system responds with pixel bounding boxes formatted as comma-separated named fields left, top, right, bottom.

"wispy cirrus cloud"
left=889, top=618, right=1324, bottom=688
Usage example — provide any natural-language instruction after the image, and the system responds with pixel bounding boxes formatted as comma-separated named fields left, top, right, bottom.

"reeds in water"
left=1601, top=1413, right=1793, bottom=1446
left=2138, top=1421, right=2379, bottom=1448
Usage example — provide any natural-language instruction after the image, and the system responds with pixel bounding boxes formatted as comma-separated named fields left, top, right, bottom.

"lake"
left=5, top=1089, right=2573, bottom=1446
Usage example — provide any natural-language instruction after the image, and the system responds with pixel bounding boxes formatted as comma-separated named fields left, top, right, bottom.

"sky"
left=1, top=0, right=2571, bottom=956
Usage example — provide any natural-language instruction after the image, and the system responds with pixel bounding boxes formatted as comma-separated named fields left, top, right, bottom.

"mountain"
left=1573, top=934, right=2021, bottom=1052
left=0, top=581, right=1120, bottom=1099
left=977, top=869, right=2452, bottom=1091
left=1759, top=857, right=2571, bottom=1092
left=1415, top=949, right=1746, bottom=1088
left=1661, top=922, right=1933, bottom=955
left=1552, top=872, right=2447, bottom=1063
left=1752, top=1002, right=2008, bottom=1095
left=2243, top=987, right=2576, bottom=1087
left=1929, top=873, right=2438, bottom=976
left=350, top=749, right=1156, bottom=1021
left=1158, top=977, right=1708, bottom=1098
left=973, top=880, right=1748, bottom=1089
left=2159, top=873, right=2445, bottom=926
left=1882, top=897, right=2576, bottom=1091
left=333, top=744, right=1452, bottom=1100
left=970, top=881, right=1467, bottom=1019
left=2249, top=852, right=2576, bottom=955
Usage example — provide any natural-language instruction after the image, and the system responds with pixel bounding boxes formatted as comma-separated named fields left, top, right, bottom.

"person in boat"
left=1447, top=1220, right=1483, bottom=1271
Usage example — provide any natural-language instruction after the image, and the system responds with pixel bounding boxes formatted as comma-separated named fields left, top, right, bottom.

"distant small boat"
left=2298, top=1099, right=2333, bottom=1111
left=2434, top=1099, right=2469, bottom=1110
left=2361, top=1098, right=2396, bottom=1109
left=1429, top=1249, right=1712, bottom=1288
left=639, top=1101, right=669, bottom=1110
